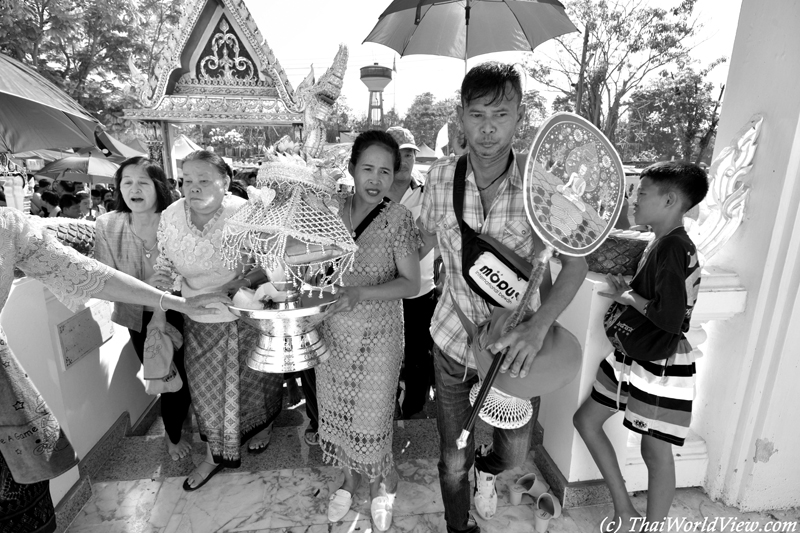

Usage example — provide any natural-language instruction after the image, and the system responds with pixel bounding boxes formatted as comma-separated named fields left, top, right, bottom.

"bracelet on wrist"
left=159, top=290, right=170, bottom=312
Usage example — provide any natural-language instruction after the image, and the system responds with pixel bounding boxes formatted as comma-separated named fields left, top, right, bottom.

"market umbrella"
left=0, top=53, right=100, bottom=153
left=364, top=0, right=577, bottom=69
left=38, top=151, right=119, bottom=181
left=95, top=131, right=146, bottom=160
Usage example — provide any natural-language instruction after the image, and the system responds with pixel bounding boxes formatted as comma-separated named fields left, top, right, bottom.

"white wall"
left=2, top=278, right=152, bottom=504
left=694, top=0, right=800, bottom=510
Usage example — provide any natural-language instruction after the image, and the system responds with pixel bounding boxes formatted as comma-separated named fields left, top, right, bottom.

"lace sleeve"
left=154, top=212, right=181, bottom=291
left=392, top=205, right=422, bottom=262
left=14, top=212, right=113, bottom=311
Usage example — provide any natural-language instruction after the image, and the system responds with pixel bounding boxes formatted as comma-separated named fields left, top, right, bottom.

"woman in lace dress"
left=95, top=157, right=192, bottom=461
left=155, top=150, right=283, bottom=492
left=318, top=131, right=421, bottom=531
left=0, top=208, right=227, bottom=533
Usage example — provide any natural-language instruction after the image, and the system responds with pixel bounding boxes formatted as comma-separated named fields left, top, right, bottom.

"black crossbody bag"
left=453, top=154, right=532, bottom=309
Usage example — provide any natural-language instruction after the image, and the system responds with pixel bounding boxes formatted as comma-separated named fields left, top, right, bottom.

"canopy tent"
left=416, top=143, right=439, bottom=161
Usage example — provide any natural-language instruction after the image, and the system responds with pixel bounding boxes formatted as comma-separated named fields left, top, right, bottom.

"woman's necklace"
left=347, top=197, right=357, bottom=238
left=130, top=224, right=158, bottom=259
left=142, top=241, right=158, bottom=259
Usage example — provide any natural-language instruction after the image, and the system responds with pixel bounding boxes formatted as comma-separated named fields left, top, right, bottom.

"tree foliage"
left=526, top=0, right=701, bottom=145
left=514, top=90, right=548, bottom=153
left=620, top=61, right=724, bottom=164
left=0, top=0, right=182, bottom=134
left=402, top=92, right=457, bottom=148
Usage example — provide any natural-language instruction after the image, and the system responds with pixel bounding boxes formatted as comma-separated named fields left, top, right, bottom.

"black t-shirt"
left=630, top=228, right=701, bottom=336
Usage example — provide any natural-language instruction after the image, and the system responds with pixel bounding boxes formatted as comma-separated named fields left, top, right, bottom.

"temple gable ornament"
left=124, top=0, right=348, bottom=158
left=687, top=115, right=763, bottom=261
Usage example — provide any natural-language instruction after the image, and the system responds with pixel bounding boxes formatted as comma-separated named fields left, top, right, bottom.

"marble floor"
left=65, top=396, right=799, bottom=533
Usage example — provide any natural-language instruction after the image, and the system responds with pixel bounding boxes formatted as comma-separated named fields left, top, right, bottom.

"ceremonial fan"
left=457, top=113, right=627, bottom=448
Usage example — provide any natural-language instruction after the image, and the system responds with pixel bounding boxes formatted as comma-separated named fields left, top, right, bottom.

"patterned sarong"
left=184, top=319, right=283, bottom=467
left=0, top=453, right=55, bottom=533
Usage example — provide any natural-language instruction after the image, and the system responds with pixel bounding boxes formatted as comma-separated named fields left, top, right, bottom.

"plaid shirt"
left=419, top=152, right=540, bottom=367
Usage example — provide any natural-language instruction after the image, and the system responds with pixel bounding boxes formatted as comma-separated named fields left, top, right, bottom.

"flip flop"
left=248, top=425, right=273, bottom=454
left=303, top=429, right=320, bottom=446
left=182, top=461, right=225, bottom=492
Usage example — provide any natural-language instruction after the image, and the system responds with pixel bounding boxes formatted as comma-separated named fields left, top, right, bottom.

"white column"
left=694, top=0, right=800, bottom=511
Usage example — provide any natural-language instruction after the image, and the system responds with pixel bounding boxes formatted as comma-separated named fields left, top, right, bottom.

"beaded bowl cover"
left=523, top=112, right=626, bottom=256
left=222, top=140, right=356, bottom=293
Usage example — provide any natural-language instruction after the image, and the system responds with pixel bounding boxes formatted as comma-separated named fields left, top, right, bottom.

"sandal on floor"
left=370, top=482, right=396, bottom=532
left=248, top=424, right=273, bottom=454
left=303, top=429, right=320, bottom=446
left=509, top=472, right=550, bottom=506
left=182, top=461, right=225, bottom=492
left=327, top=488, right=353, bottom=522
left=533, top=492, right=562, bottom=533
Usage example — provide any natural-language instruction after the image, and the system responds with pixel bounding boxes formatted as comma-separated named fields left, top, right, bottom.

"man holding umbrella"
left=418, top=62, right=587, bottom=532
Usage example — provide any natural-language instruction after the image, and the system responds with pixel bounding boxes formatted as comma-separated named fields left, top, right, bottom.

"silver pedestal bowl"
left=229, top=291, right=338, bottom=373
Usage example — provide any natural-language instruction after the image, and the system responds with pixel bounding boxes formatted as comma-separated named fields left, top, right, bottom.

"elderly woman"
left=0, top=207, right=226, bottom=533
left=318, top=130, right=420, bottom=531
left=155, top=150, right=283, bottom=492
left=95, top=157, right=192, bottom=461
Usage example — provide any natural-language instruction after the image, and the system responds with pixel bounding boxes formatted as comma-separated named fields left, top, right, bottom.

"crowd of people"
left=1, top=61, right=710, bottom=533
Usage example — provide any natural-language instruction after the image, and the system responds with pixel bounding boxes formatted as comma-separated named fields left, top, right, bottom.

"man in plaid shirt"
left=418, top=62, right=588, bottom=533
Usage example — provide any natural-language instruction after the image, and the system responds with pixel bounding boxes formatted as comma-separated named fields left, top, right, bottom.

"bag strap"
left=453, top=154, right=469, bottom=230
left=449, top=286, right=477, bottom=344
left=353, top=197, right=390, bottom=240
left=453, top=151, right=516, bottom=232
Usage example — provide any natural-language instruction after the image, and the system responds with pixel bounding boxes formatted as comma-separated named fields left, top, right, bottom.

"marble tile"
left=68, top=478, right=162, bottom=532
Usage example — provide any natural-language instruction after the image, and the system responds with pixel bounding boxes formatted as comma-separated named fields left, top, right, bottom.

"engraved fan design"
left=524, top=113, right=626, bottom=256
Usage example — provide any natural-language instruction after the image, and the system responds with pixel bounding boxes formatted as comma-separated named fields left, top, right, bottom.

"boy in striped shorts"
left=573, top=161, right=709, bottom=532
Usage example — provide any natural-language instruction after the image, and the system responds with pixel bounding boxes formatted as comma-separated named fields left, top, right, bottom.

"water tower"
left=360, top=63, right=392, bottom=130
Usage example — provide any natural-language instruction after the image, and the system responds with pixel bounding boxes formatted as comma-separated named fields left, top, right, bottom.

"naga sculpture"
left=293, top=45, right=349, bottom=158
left=687, top=115, right=763, bottom=261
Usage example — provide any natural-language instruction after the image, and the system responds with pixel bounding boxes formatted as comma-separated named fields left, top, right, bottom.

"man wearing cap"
left=386, top=126, right=438, bottom=420
left=418, top=62, right=587, bottom=532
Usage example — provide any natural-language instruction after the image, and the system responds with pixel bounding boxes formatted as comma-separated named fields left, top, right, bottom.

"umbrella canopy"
left=38, top=152, right=119, bottom=180
left=0, top=53, right=100, bottom=153
left=364, top=0, right=577, bottom=63
left=95, top=131, right=146, bottom=160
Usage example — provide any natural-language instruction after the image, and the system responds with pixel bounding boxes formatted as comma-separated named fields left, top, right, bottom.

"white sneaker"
left=327, top=488, right=352, bottom=522
left=473, top=445, right=497, bottom=520
left=371, top=482, right=396, bottom=532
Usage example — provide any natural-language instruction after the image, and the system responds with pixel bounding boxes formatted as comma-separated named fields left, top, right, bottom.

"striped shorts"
left=590, top=339, right=697, bottom=446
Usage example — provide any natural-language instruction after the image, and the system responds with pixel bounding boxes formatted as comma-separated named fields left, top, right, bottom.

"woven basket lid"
left=472, top=308, right=582, bottom=400
left=256, top=155, right=337, bottom=196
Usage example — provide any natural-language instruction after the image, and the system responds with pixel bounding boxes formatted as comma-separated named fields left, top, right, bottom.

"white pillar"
left=695, top=0, right=800, bottom=511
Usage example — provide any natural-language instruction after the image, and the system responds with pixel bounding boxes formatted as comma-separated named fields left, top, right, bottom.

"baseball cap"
left=386, top=126, right=419, bottom=152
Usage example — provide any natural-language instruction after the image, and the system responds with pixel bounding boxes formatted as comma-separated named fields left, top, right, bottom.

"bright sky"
left=247, top=0, right=742, bottom=118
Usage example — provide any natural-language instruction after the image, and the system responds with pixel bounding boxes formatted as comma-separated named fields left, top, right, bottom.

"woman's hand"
left=326, top=286, right=362, bottom=315
left=220, top=275, right=252, bottom=297
left=145, top=271, right=173, bottom=291
left=164, top=292, right=232, bottom=316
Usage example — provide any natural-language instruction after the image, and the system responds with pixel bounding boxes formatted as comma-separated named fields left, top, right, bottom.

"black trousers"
left=128, top=310, right=191, bottom=445
left=286, top=369, right=318, bottom=432
left=401, top=289, right=438, bottom=417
